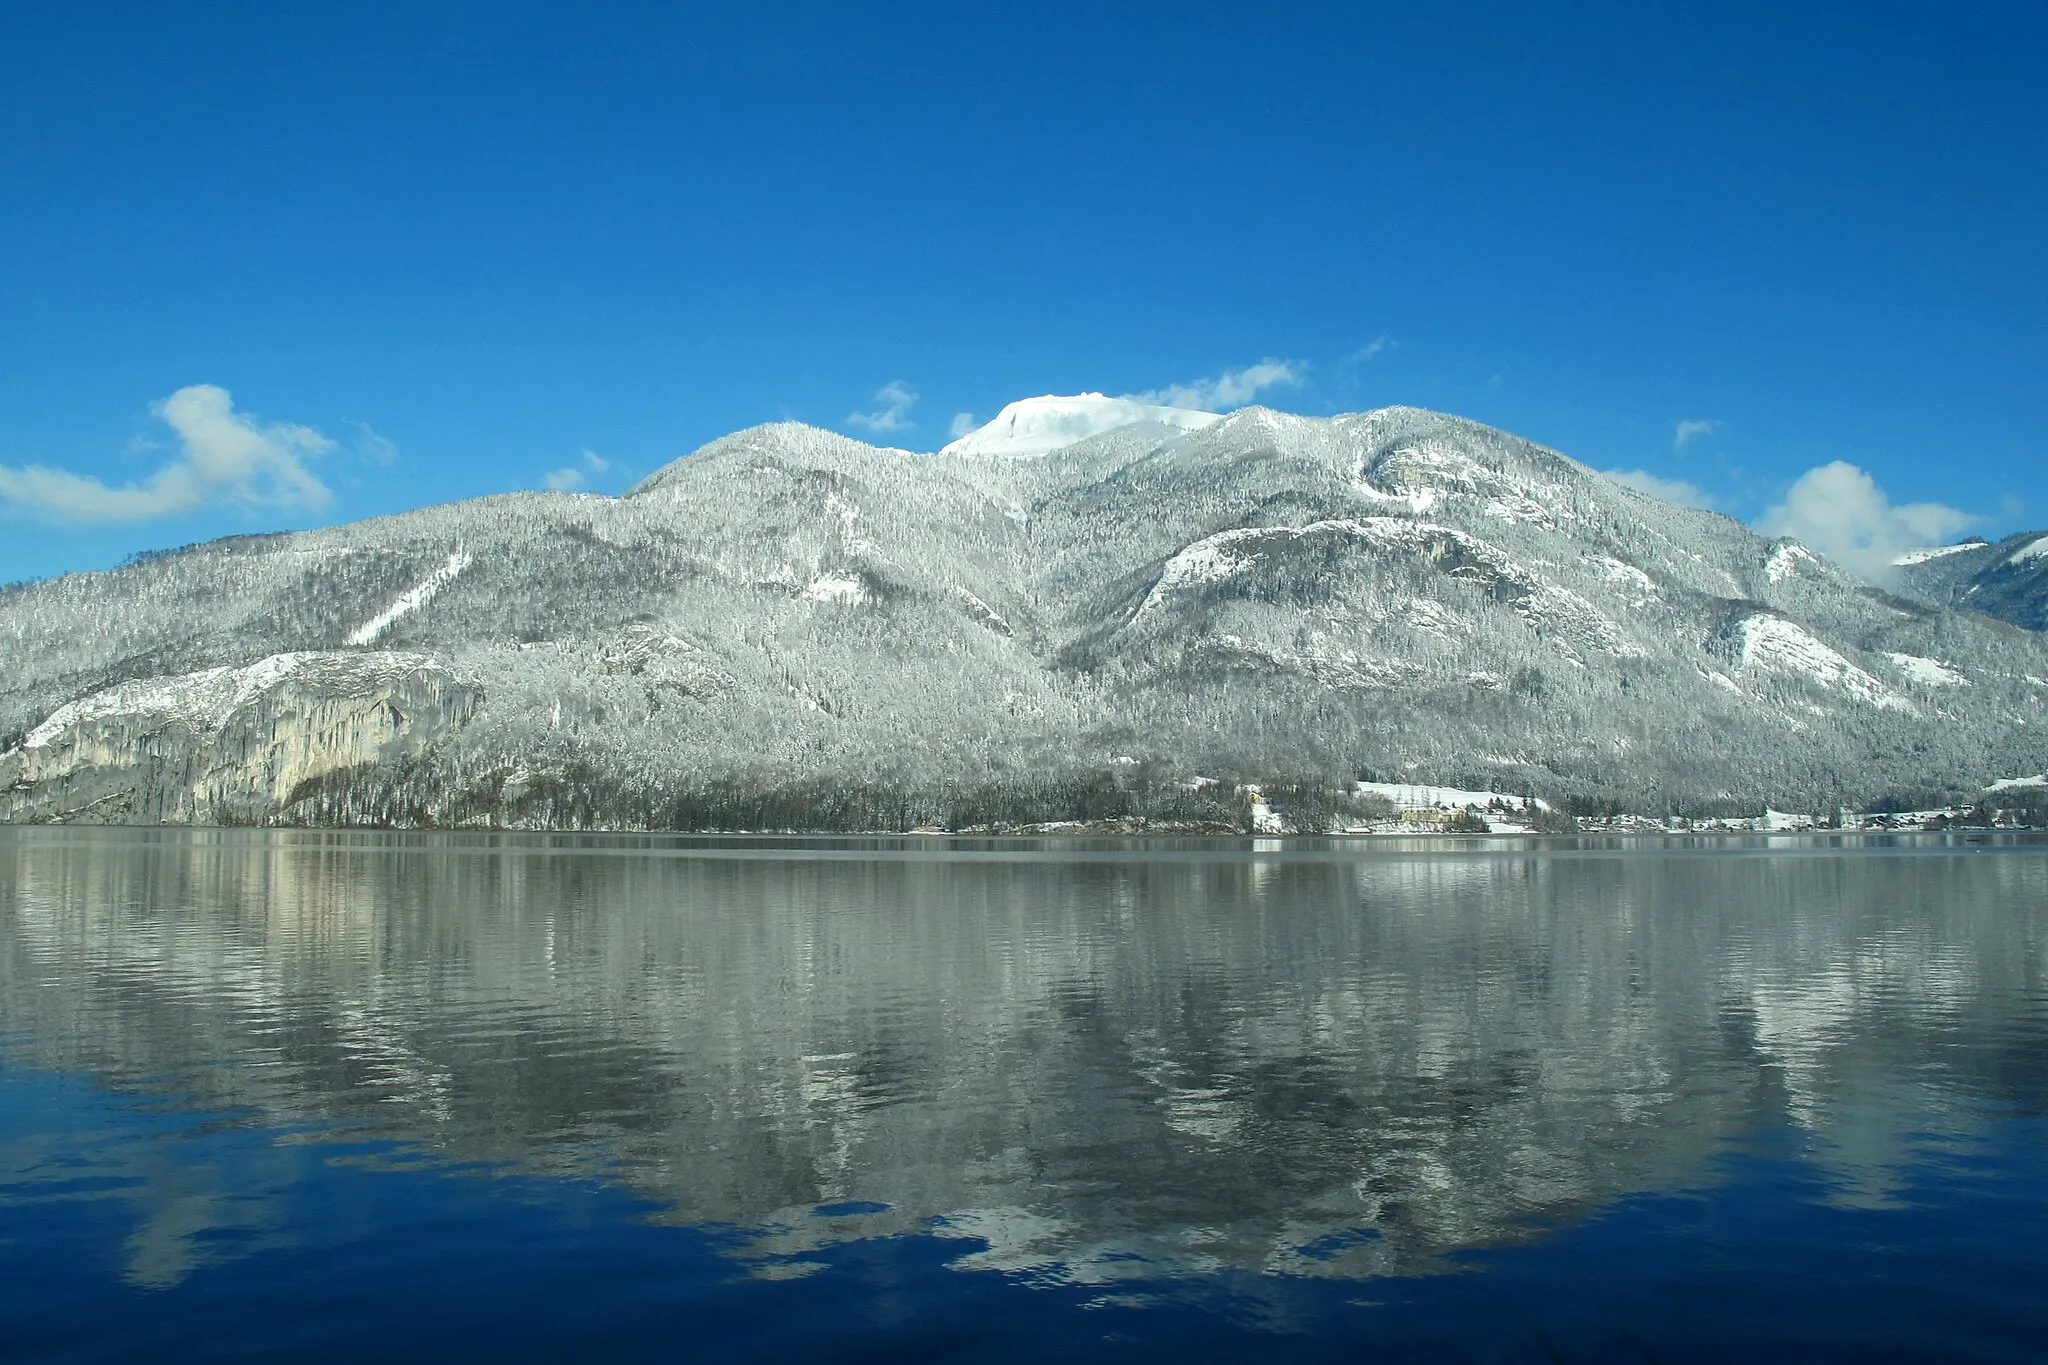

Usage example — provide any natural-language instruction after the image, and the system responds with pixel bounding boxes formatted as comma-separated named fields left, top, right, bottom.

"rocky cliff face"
left=0, top=652, right=480, bottom=823
left=0, top=402, right=2042, bottom=826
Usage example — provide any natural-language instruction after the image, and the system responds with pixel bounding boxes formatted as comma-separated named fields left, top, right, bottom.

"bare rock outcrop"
left=0, top=651, right=481, bottom=823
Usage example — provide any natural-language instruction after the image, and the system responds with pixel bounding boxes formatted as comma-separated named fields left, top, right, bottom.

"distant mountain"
left=1893, top=532, right=2048, bottom=631
left=3, top=402, right=2044, bottom=828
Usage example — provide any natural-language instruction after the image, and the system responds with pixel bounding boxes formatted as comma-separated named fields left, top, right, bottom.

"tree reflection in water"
left=1, top=829, right=2043, bottom=1296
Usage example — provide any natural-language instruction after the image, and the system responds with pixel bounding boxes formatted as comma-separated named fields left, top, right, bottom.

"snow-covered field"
left=1355, top=781, right=1549, bottom=811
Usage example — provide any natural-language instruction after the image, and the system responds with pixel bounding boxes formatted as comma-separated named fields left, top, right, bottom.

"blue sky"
left=2, top=1, right=2043, bottom=584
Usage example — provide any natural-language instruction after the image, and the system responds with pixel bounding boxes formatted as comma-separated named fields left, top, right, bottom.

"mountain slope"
left=1894, top=532, right=2048, bottom=631
left=3, top=403, right=2043, bottom=827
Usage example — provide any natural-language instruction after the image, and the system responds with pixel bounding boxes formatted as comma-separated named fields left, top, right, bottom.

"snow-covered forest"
left=3, top=400, right=2044, bottom=829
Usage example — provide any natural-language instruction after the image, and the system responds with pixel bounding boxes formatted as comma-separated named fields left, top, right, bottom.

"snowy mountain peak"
left=940, top=393, right=1222, bottom=459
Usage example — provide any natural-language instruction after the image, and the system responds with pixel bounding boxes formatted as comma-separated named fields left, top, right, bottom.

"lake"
left=2, top=828, right=2044, bottom=1362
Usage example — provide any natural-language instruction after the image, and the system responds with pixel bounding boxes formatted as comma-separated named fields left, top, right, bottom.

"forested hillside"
left=4, top=400, right=2043, bottom=828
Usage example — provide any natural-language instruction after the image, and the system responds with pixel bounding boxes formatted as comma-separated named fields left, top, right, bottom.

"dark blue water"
left=3, top=829, right=2045, bottom=1362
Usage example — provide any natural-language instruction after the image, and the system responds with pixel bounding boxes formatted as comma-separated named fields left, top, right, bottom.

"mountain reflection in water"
left=1, top=829, right=2044, bottom=1303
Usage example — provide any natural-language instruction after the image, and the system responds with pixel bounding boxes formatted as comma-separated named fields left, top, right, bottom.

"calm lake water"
left=2, top=828, right=2045, bottom=1362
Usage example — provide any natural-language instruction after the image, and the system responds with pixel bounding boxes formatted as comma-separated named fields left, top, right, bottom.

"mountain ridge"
left=3, top=402, right=2043, bottom=828
left=1893, top=530, right=2048, bottom=630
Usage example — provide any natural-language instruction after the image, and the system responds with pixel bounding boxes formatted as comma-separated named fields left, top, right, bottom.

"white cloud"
left=0, top=384, right=333, bottom=525
left=1673, top=419, right=1717, bottom=451
left=949, top=411, right=978, bottom=440
left=1346, top=336, right=1394, bottom=365
left=1758, top=460, right=1978, bottom=583
left=1127, top=358, right=1306, bottom=412
left=543, top=449, right=610, bottom=492
left=1603, top=468, right=1717, bottom=510
left=353, top=421, right=399, bottom=466
left=847, top=381, right=919, bottom=433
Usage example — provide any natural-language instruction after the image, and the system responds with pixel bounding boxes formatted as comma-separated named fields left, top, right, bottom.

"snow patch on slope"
left=800, top=573, right=869, bottom=605
left=1885, top=653, right=1968, bottom=687
left=940, top=394, right=1220, bottom=459
left=1374, top=445, right=1499, bottom=496
left=349, top=551, right=473, bottom=646
left=1406, top=599, right=1461, bottom=638
left=2012, top=535, right=2048, bottom=564
left=1766, top=542, right=1821, bottom=583
left=1893, top=543, right=1982, bottom=566
left=21, top=651, right=443, bottom=750
left=1366, top=443, right=1576, bottom=525
left=954, top=586, right=1012, bottom=635
left=25, top=657, right=295, bottom=748
left=1590, top=555, right=1657, bottom=595
left=1140, top=532, right=1261, bottom=613
left=1486, top=494, right=1557, bottom=527
left=1350, top=476, right=1438, bottom=515
left=1204, top=634, right=1416, bottom=690
left=1139, top=518, right=1639, bottom=656
left=1729, top=615, right=1906, bottom=709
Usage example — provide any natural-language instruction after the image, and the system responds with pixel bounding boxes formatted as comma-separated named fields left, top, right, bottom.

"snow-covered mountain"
left=940, top=393, right=1221, bottom=458
left=3, top=401, right=2043, bottom=827
left=1893, top=531, right=2048, bottom=632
